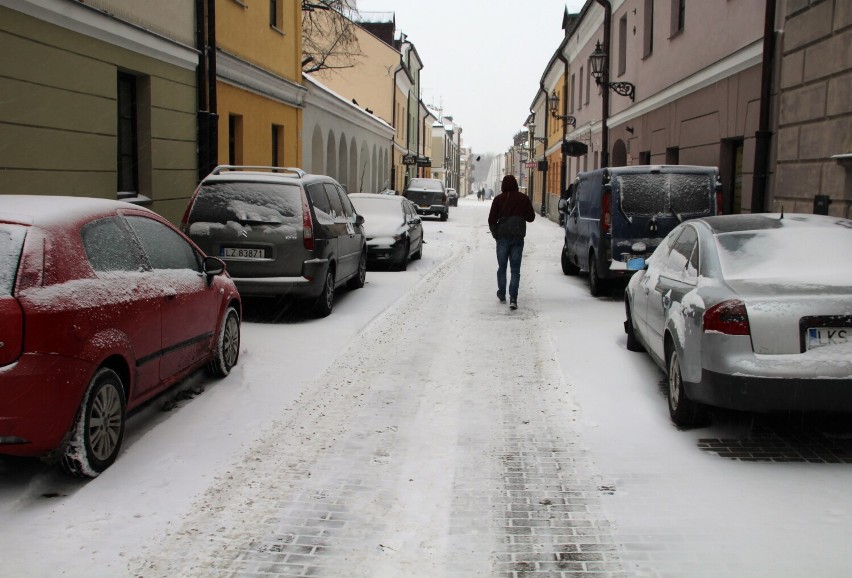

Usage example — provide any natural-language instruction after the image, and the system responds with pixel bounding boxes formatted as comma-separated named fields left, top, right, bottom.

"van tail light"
left=715, top=190, right=724, bottom=215
left=703, top=299, right=750, bottom=335
left=301, top=189, right=315, bottom=251
left=0, top=298, right=24, bottom=367
left=601, top=190, right=612, bottom=233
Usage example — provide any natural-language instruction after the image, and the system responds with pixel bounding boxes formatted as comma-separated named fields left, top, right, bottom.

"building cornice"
left=0, top=0, right=197, bottom=70
left=606, top=39, right=763, bottom=129
left=218, top=51, right=307, bottom=108
left=303, top=75, right=394, bottom=138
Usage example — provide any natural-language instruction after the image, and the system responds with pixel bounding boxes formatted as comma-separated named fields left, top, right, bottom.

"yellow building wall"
left=311, top=23, right=399, bottom=126
left=217, top=82, right=301, bottom=167
left=216, top=0, right=301, bottom=83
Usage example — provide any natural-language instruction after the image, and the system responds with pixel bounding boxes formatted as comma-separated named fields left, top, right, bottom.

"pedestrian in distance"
left=488, top=174, right=536, bottom=310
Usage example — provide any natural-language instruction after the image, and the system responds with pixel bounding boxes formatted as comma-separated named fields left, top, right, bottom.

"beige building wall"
left=775, top=0, right=852, bottom=218
left=310, top=22, right=399, bottom=127
left=0, top=1, right=198, bottom=223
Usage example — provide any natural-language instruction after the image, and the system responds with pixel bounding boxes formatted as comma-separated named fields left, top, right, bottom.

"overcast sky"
left=354, top=0, right=587, bottom=155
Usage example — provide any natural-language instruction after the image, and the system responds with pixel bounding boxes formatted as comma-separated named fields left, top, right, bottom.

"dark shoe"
left=497, top=291, right=506, bottom=304
left=509, top=299, right=518, bottom=310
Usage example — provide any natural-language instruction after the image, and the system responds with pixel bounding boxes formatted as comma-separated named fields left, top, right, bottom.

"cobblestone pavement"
left=134, top=221, right=632, bottom=578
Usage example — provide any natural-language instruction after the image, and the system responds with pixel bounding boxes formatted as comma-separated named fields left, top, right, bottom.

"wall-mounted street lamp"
left=548, top=91, right=576, bottom=128
left=527, top=122, right=547, bottom=146
left=589, top=40, right=635, bottom=102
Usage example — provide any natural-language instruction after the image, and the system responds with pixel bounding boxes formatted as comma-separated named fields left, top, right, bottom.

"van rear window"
left=189, top=182, right=303, bottom=226
left=618, top=173, right=714, bottom=217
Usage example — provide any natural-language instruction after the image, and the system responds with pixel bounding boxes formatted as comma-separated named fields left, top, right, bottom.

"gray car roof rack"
left=209, top=165, right=305, bottom=178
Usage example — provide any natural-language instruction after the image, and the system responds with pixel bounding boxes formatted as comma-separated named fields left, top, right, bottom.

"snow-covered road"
left=2, top=198, right=851, bottom=577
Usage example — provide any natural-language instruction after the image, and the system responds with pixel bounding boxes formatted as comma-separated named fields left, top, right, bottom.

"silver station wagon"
left=182, top=166, right=366, bottom=317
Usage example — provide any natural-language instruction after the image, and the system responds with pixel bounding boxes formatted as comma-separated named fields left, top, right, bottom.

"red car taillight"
left=715, top=190, right=724, bottom=216
left=301, top=189, right=314, bottom=251
left=703, top=299, right=750, bottom=335
left=0, top=298, right=24, bottom=366
left=601, top=190, right=612, bottom=233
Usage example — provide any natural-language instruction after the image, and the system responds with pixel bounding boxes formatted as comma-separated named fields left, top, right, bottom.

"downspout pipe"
left=391, top=65, right=403, bottom=191
left=557, top=50, right=569, bottom=198
left=538, top=82, right=549, bottom=216
left=595, top=0, right=611, bottom=169
left=751, top=0, right=777, bottom=213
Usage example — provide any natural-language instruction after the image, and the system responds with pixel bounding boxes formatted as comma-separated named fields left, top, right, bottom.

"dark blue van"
left=558, top=165, right=721, bottom=296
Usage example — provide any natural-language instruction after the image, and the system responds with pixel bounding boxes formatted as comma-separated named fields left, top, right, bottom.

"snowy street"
left=2, top=198, right=852, bottom=577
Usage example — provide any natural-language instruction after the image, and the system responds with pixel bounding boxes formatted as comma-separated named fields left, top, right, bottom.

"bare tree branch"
left=302, top=0, right=362, bottom=74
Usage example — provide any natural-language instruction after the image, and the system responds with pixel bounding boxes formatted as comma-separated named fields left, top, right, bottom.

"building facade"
left=0, top=0, right=199, bottom=223
left=214, top=0, right=305, bottom=171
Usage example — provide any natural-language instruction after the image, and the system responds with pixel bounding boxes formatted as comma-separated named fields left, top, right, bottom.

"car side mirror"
left=558, top=198, right=569, bottom=213
left=355, top=214, right=365, bottom=226
left=203, top=256, right=226, bottom=285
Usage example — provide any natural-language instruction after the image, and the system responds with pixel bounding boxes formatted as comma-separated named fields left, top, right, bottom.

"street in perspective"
left=2, top=199, right=851, bottom=578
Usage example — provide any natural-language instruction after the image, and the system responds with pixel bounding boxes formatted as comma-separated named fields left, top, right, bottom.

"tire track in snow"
left=132, top=212, right=627, bottom=577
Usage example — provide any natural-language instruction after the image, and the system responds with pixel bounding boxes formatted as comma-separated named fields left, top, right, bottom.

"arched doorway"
left=611, top=139, right=628, bottom=168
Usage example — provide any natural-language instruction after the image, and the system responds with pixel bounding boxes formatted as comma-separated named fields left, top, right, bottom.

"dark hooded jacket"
left=488, top=175, right=536, bottom=239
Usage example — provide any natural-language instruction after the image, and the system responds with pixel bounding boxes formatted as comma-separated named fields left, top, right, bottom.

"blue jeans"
left=496, top=238, right=524, bottom=300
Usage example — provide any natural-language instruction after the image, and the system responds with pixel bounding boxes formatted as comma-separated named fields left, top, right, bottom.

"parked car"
left=182, top=165, right=366, bottom=317
left=0, top=196, right=241, bottom=477
left=403, top=177, right=449, bottom=221
left=559, top=165, right=722, bottom=296
left=446, top=188, right=458, bottom=206
left=624, top=213, right=852, bottom=427
left=349, top=193, right=424, bottom=270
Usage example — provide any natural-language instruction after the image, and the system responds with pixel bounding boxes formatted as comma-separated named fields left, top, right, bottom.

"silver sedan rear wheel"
left=667, top=348, right=708, bottom=428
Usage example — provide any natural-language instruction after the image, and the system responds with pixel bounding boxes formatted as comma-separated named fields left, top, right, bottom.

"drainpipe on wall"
left=557, top=50, right=569, bottom=198
left=538, top=83, right=549, bottom=216
left=751, top=0, right=777, bottom=213
left=391, top=65, right=403, bottom=191
left=195, top=0, right=218, bottom=179
left=595, top=0, right=611, bottom=169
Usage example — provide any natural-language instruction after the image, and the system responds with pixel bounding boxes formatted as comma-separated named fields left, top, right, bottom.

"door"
left=647, top=226, right=698, bottom=362
left=329, top=184, right=362, bottom=280
left=125, top=215, right=219, bottom=383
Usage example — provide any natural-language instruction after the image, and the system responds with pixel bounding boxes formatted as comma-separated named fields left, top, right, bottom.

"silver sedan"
left=624, top=213, right=852, bottom=427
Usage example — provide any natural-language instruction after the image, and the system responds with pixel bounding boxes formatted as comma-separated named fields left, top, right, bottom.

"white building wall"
left=302, top=76, right=394, bottom=193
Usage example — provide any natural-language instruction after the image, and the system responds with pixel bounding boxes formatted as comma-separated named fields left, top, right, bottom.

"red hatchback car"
left=0, top=196, right=241, bottom=477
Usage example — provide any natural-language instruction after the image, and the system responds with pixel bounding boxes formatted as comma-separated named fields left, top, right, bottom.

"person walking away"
left=488, top=175, right=535, bottom=310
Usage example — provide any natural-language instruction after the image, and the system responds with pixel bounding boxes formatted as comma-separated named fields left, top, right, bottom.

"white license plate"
left=806, top=327, right=849, bottom=350
left=222, top=247, right=266, bottom=259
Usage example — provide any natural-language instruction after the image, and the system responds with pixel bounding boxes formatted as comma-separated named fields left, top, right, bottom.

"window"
left=82, top=217, right=143, bottom=272
left=229, top=114, right=243, bottom=165
left=643, top=0, right=654, bottom=58
left=272, top=124, right=283, bottom=166
left=570, top=74, right=576, bottom=114
left=117, top=72, right=138, bottom=196
left=618, top=15, right=627, bottom=77
left=671, top=0, right=685, bottom=36
left=126, top=216, right=200, bottom=271
left=585, top=62, right=591, bottom=104
left=269, top=0, right=282, bottom=29
left=578, top=67, right=584, bottom=110
left=666, top=147, right=680, bottom=165
left=639, top=151, right=651, bottom=164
